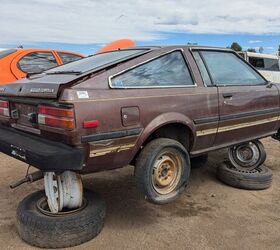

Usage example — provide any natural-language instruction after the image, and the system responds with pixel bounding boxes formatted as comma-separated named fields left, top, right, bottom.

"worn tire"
left=191, top=154, right=208, bottom=168
left=16, top=189, right=106, bottom=248
left=217, top=162, right=272, bottom=190
left=135, top=138, right=190, bottom=205
left=228, top=140, right=266, bottom=171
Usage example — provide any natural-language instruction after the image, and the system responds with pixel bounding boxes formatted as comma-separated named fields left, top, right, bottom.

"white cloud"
left=0, top=0, right=280, bottom=44
left=248, top=40, right=263, bottom=44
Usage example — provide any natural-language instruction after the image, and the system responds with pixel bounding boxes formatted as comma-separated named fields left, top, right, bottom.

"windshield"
left=46, top=49, right=148, bottom=74
left=0, top=49, right=17, bottom=59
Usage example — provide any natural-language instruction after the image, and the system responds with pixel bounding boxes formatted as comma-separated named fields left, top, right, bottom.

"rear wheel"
left=228, top=140, right=266, bottom=171
left=135, top=138, right=190, bottom=204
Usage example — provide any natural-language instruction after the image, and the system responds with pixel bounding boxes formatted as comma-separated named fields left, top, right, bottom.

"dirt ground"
left=1, top=138, right=280, bottom=250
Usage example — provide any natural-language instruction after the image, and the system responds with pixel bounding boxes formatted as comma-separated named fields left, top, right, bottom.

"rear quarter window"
left=18, top=52, right=58, bottom=73
left=110, top=51, right=194, bottom=88
left=58, top=52, right=83, bottom=64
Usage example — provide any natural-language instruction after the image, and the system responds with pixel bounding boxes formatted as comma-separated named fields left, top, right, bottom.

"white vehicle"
left=238, top=51, right=280, bottom=83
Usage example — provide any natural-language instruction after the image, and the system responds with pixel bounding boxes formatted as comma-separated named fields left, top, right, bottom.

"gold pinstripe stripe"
left=89, top=143, right=135, bottom=157
left=197, top=115, right=279, bottom=137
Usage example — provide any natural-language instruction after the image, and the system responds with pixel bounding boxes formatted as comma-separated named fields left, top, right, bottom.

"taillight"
left=0, top=100, right=10, bottom=117
left=38, top=105, right=75, bottom=130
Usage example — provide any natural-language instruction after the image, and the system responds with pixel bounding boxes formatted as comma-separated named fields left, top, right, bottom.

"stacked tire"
left=216, top=140, right=273, bottom=190
left=16, top=190, right=106, bottom=248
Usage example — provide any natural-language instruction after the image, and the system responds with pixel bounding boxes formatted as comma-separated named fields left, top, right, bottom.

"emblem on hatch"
left=30, top=88, right=55, bottom=93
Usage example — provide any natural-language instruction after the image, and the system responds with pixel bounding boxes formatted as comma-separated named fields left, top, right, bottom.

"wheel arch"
left=131, top=112, right=196, bottom=164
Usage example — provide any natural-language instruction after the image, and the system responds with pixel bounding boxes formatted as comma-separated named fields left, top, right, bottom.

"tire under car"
left=16, top=189, right=106, bottom=248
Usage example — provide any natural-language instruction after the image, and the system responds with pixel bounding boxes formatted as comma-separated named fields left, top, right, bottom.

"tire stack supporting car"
left=16, top=189, right=106, bottom=248
left=216, top=140, right=273, bottom=190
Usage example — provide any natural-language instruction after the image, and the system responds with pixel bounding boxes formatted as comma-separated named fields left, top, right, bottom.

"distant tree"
left=278, top=45, right=280, bottom=56
left=259, top=46, right=264, bottom=53
left=247, top=48, right=256, bottom=52
left=230, top=42, right=242, bottom=51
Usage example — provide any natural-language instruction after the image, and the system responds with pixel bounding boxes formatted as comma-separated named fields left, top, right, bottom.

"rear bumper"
left=0, top=125, right=85, bottom=171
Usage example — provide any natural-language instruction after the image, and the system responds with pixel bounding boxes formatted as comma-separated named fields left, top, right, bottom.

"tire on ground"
left=135, top=138, right=191, bottom=205
left=16, top=189, right=106, bottom=248
left=217, top=162, right=272, bottom=190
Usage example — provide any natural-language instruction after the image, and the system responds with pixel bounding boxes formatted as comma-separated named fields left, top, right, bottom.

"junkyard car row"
left=0, top=45, right=279, bottom=248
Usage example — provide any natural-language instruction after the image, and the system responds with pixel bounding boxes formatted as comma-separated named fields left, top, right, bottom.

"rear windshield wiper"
left=47, top=70, right=82, bottom=75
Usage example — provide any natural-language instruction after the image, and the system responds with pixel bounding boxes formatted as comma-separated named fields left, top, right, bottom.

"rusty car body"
left=1, top=45, right=280, bottom=247
left=0, top=45, right=278, bottom=174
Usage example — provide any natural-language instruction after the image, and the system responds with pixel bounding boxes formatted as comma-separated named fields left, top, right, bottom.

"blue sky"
left=0, top=0, right=279, bottom=56
left=1, top=33, right=280, bottom=56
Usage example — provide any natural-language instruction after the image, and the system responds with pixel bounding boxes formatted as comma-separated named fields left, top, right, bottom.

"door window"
left=200, top=51, right=266, bottom=86
left=18, top=52, right=58, bottom=73
left=192, top=51, right=212, bottom=86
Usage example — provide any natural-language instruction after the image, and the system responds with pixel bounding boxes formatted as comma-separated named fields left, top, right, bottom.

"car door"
left=198, top=50, right=280, bottom=147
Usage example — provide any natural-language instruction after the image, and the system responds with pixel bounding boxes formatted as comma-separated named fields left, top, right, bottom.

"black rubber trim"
left=220, top=107, right=280, bottom=121
left=194, top=107, right=279, bottom=125
left=81, top=128, right=142, bottom=143
left=193, top=116, right=219, bottom=125
left=0, top=125, right=85, bottom=171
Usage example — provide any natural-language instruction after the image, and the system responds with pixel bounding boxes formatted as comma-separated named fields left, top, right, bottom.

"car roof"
left=115, top=45, right=234, bottom=53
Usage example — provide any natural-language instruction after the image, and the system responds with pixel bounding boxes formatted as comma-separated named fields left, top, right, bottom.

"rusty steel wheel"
left=152, top=152, right=182, bottom=195
left=135, top=138, right=190, bottom=204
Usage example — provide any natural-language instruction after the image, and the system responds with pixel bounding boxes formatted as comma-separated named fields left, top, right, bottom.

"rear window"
left=0, top=49, right=17, bottom=59
left=249, top=57, right=280, bottom=71
left=47, top=49, right=148, bottom=74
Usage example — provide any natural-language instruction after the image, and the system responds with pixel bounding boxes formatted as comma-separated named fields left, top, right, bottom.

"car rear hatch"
left=0, top=73, right=79, bottom=99
left=0, top=48, right=152, bottom=132
left=0, top=73, right=79, bottom=135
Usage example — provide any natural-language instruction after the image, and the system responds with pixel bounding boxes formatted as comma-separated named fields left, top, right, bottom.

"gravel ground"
left=0, top=138, right=280, bottom=250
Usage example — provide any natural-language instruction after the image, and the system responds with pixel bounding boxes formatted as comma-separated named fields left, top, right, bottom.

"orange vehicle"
left=96, top=39, right=135, bottom=54
left=0, top=48, right=84, bottom=84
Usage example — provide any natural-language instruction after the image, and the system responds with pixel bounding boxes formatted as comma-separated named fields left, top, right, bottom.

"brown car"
left=0, top=45, right=279, bottom=248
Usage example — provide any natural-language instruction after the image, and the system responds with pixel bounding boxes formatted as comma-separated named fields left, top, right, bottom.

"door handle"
left=223, top=93, right=233, bottom=98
